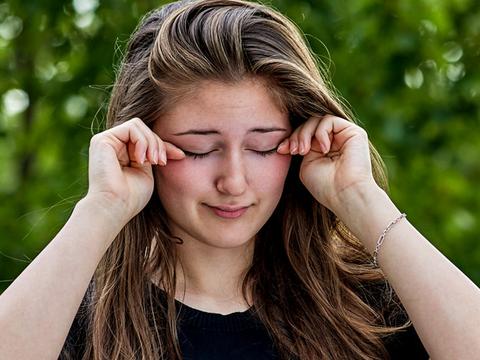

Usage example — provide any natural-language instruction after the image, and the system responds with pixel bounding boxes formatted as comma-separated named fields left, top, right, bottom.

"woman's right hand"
left=84, top=117, right=185, bottom=225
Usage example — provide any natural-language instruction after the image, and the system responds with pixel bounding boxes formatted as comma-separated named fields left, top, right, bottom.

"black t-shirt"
left=60, top=285, right=429, bottom=359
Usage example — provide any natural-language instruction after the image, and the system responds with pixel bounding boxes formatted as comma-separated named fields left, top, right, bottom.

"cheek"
left=251, top=155, right=291, bottom=193
left=154, top=161, right=208, bottom=201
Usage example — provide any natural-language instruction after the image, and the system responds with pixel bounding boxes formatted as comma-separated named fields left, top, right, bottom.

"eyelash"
left=183, top=148, right=278, bottom=159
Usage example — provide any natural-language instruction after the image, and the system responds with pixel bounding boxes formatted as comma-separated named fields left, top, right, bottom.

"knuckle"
left=358, top=127, right=368, bottom=138
left=127, top=117, right=144, bottom=132
left=131, top=119, right=143, bottom=131
left=90, top=133, right=102, bottom=145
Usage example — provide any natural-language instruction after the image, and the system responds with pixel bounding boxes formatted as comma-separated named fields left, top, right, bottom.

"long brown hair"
left=65, top=1, right=410, bottom=358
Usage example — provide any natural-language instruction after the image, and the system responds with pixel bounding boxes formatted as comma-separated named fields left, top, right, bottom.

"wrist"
left=332, top=182, right=402, bottom=253
left=332, top=180, right=384, bottom=215
left=76, top=194, right=130, bottom=234
left=60, top=196, right=126, bottom=256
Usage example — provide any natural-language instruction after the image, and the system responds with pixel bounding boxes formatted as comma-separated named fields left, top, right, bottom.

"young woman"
left=1, top=0, right=479, bottom=359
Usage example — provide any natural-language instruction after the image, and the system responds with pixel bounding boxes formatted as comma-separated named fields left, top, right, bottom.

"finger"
left=297, top=117, right=321, bottom=155
left=165, top=142, right=185, bottom=160
left=150, top=134, right=185, bottom=166
left=126, top=118, right=185, bottom=166
left=131, top=118, right=163, bottom=165
left=314, top=115, right=355, bottom=153
left=276, top=138, right=290, bottom=154
left=288, top=126, right=302, bottom=155
left=110, top=118, right=152, bottom=164
left=155, top=138, right=168, bottom=166
left=127, top=141, right=138, bottom=165
left=144, top=130, right=160, bottom=165
left=128, top=125, right=149, bottom=164
left=153, top=135, right=165, bottom=166
left=314, top=124, right=331, bottom=154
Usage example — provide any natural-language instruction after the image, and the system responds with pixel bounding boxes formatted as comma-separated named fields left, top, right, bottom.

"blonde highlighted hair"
left=62, top=1, right=409, bottom=359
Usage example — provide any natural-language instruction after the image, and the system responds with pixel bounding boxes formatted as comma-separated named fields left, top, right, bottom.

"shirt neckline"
left=152, top=282, right=263, bottom=332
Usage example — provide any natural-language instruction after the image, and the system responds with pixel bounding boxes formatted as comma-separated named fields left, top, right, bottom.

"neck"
left=149, top=230, right=256, bottom=314
left=173, top=237, right=255, bottom=314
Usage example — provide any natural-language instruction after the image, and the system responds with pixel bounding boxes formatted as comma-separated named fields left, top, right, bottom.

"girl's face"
left=152, top=78, right=292, bottom=250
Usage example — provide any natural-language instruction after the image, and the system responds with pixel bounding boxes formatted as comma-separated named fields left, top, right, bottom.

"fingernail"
left=177, top=148, right=186, bottom=158
left=153, top=150, right=158, bottom=164
left=140, top=153, right=146, bottom=164
left=299, top=143, right=305, bottom=155
left=278, top=139, right=288, bottom=148
left=160, top=151, right=167, bottom=165
left=321, top=143, right=328, bottom=154
left=276, top=140, right=287, bottom=153
left=290, top=141, right=298, bottom=154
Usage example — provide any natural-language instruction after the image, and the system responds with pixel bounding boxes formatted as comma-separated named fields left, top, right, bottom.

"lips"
left=204, top=204, right=250, bottom=219
left=209, top=205, right=249, bottom=211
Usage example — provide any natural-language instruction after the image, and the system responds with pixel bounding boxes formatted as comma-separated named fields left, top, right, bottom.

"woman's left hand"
left=277, top=115, right=377, bottom=213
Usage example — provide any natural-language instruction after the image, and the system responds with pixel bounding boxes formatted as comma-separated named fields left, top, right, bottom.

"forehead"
left=153, top=78, right=290, bottom=135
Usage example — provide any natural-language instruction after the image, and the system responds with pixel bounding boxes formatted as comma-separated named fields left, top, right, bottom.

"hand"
left=85, top=117, right=185, bottom=224
left=277, top=115, right=378, bottom=213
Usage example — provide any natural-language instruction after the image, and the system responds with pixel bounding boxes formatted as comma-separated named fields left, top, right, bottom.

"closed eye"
left=183, top=148, right=278, bottom=159
left=254, top=148, right=277, bottom=157
left=182, top=150, right=216, bottom=159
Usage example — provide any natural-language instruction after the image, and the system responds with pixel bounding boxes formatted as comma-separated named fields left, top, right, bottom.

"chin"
left=200, top=234, right=256, bottom=249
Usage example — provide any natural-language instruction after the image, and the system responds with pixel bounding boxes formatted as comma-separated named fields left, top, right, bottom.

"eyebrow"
left=173, top=127, right=287, bottom=136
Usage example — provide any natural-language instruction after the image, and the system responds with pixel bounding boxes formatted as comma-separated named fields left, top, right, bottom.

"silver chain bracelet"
left=372, top=213, right=407, bottom=267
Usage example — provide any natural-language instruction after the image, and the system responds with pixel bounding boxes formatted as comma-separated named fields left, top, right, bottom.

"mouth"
left=204, top=204, right=250, bottom=219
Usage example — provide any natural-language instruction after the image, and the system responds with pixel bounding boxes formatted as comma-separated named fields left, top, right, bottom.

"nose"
left=215, top=152, right=248, bottom=196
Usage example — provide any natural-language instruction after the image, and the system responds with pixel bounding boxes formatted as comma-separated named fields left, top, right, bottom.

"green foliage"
left=1, top=0, right=479, bottom=291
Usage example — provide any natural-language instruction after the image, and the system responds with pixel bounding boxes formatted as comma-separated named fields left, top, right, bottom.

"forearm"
left=0, top=197, right=124, bottom=360
left=334, top=185, right=480, bottom=359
